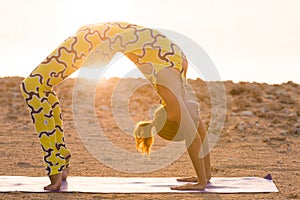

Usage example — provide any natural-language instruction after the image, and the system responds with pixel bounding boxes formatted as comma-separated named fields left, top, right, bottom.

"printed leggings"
left=20, top=83, right=71, bottom=176
left=20, top=22, right=137, bottom=176
left=20, top=22, right=186, bottom=176
left=20, top=27, right=94, bottom=176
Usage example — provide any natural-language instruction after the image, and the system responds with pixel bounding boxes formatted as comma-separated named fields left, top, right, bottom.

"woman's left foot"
left=62, top=167, right=69, bottom=181
left=62, top=154, right=71, bottom=181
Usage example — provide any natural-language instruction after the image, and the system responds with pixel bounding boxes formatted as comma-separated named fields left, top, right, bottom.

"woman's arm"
left=171, top=100, right=207, bottom=190
left=156, top=68, right=207, bottom=190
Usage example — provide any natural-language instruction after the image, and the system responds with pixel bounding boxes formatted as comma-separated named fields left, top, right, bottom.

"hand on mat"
left=171, top=183, right=206, bottom=190
left=176, top=176, right=198, bottom=182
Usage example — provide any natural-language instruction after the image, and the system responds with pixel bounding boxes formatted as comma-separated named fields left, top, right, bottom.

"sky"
left=0, top=0, right=299, bottom=84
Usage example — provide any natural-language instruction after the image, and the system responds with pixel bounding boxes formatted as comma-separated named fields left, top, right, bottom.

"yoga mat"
left=0, top=175, right=278, bottom=193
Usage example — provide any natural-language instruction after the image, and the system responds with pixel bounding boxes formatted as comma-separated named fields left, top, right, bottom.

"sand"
left=0, top=76, right=299, bottom=200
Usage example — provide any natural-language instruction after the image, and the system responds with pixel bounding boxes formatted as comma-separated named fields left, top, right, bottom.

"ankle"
left=62, top=167, right=69, bottom=181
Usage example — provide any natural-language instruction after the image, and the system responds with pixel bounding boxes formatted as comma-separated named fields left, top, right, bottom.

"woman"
left=20, top=22, right=211, bottom=191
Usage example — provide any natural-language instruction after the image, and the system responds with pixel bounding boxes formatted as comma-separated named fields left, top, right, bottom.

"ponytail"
left=134, top=104, right=185, bottom=156
left=134, top=121, right=154, bottom=156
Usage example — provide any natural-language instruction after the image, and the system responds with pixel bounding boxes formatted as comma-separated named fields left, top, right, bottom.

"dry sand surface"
left=0, top=76, right=299, bottom=200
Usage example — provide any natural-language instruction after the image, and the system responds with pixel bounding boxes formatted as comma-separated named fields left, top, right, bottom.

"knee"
left=20, top=76, right=43, bottom=99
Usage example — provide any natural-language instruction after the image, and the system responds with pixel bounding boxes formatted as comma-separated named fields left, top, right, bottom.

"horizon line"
left=1, top=75, right=298, bottom=85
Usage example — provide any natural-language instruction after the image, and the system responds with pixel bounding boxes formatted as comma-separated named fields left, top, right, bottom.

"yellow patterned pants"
left=20, top=28, right=91, bottom=175
left=20, top=22, right=186, bottom=176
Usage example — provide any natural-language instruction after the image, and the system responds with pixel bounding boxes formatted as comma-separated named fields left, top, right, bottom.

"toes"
left=44, top=183, right=61, bottom=191
left=44, top=185, right=50, bottom=190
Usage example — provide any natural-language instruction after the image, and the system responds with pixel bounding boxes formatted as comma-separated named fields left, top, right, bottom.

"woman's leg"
left=46, top=90, right=71, bottom=180
left=21, top=77, right=69, bottom=173
left=21, top=79, right=68, bottom=190
left=20, top=28, right=93, bottom=190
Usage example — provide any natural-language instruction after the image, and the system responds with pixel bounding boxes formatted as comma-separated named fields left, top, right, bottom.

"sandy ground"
left=0, top=76, right=299, bottom=200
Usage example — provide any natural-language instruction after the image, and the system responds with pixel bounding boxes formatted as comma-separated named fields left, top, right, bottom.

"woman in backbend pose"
left=21, top=22, right=211, bottom=191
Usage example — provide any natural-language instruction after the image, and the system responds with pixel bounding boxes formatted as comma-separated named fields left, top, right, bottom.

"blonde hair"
left=134, top=104, right=185, bottom=156
left=133, top=121, right=154, bottom=156
left=133, top=105, right=165, bottom=156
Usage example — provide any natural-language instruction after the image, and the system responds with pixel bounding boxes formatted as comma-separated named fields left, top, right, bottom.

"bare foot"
left=62, top=167, right=69, bottom=181
left=44, top=173, right=62, bottom=191
left=171, top=182, right=206, bottom=190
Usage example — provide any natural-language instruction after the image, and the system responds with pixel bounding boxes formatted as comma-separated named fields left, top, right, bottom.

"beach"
left=0, top=76, right=299, bottom=199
